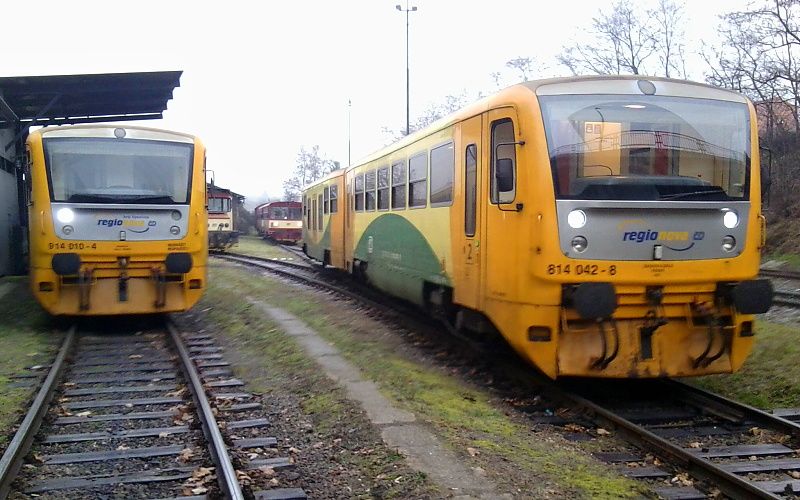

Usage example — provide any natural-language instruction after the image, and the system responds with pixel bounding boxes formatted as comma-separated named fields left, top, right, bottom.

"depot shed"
left=0, top=71, right=182, bottom=275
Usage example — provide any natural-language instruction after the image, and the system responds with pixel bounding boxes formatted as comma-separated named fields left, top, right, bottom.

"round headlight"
left=571, top=236, right=588, bottom=253
left=722, top=235, right=736, bottom=252
left=56, top=208, right=75, bottom=224
left=170, top=225, right=180, bottom=235
left=62, top=225, right=74, bottom=235
left=171, top=210, right=182, bottom=221
left=723, top=210, right=739, bottom=229
left=567, top=210, right=587, bottom=229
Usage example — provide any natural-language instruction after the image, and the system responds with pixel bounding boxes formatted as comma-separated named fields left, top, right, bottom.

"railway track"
left=0, top=317, right=306, bottom=499
left=215, top=249, right=800, bottom=499
left=551, top=379, right=800, bottom=499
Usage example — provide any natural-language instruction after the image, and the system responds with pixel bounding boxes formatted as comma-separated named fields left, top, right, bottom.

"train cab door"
left=453, top=115, right=484, bottom=310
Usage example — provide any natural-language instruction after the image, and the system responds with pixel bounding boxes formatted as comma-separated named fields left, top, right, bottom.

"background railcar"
left=258, top=201, right=303, bottom=244
left=208, top=187, right=239, bottom=251
left=26, top=125, right=208, bottom=315
left=303, top=75, right=773, bottom=379
left=303, top=170, right=345, bottom=267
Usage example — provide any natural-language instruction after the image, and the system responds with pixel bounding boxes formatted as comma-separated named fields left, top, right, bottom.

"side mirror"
left=496, top=158, right=514, bottom=192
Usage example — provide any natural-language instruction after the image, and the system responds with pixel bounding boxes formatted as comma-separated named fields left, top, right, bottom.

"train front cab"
left=27, top=126, right=208, bottom=315
left=302, top=170, right=345, bottom=268
left=208, top=194, right=238, bottom=251
left=448, top=78, right=773, bottom=379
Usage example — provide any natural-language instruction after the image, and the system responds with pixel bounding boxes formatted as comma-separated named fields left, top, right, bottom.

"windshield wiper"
left=659, top=188, right=726, bottom=200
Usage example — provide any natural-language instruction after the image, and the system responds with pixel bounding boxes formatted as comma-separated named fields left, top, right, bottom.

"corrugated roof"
left=0, top=71, right=182, bottom=126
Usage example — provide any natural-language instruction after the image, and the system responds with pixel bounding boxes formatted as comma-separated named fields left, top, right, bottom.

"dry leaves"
left=596, top=428, right=611, bottom=436
left=670, top=472, right=693, bottom=487
left=178, top=447, right=196, bottom=462
left=466, top=447, right=480, bottom=457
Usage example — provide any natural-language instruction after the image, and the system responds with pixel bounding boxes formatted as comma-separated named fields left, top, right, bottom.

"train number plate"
left=49, top=242, right=97, bottom=250
left=546, top=264, right=616, bottom=276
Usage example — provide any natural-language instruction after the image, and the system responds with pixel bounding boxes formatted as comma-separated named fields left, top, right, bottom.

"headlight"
left=170, top=226, right=180, bottom=235
left=723, top=210, right=739, bottom=229
left=56, top=208, right=75, bottom=224
left=722, top=235, right=736, bottom=252
left=571, top=236, right=588, bottom=253
left=171, top=210, right=182, bottom=221
left=567, top=210, right=587, bottom=229
left=62, top=225, right=74, bottom=235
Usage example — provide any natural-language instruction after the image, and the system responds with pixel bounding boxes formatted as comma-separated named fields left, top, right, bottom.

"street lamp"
left=396, top=1, right=417, bottom=136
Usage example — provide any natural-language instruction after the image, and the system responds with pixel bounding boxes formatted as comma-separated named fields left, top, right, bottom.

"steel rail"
left=663, top=379, right=800, bottom=438
left=220, top=250, right=313, bottom=271
left=760, top=268, right=800, bottom=281
left=166, top=320, right=244, bottom=500
left=0, top=325, right=76, bottom=499
left=551, top=384, right=782, bottom=500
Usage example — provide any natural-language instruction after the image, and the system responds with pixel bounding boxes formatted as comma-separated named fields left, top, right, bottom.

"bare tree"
left=505, top=57, right=538, bottom=81
left=652, top=0, right=686, bottom=78
left=558, top=0, right=658, bottom=75
left=282, top=145, right=338, bottom=201
left=557, top=0, right=687, bottom=77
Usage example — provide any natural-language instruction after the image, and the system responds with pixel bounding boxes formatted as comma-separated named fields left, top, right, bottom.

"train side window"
left=355, top=173, right=365, bottom=211
left=391, top=160, right=407, bottom=210
left=323, top=186, right=330, bottom=214
left=490, top=118, right=516, bottom=204
left=377, top=166, right=389, bottom=210
left=306, top=197, right=311, bottom=227
left=312, top=197, right=317, bottom=231
left=430, top=141, right=454, bottom=206
left=409, top=152, right=428, bottom=208
left=317, top=193, right=323, bottom=230
left=465, top=143, right=477, bottom=236
left=330, top=184, right=338, bottom=213
left=365, top=170, right=376, bottom=211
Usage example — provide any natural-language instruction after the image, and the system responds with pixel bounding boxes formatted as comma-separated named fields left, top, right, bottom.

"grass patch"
left=231, top=235, right=299, bottom=260
left=763, top=252, right=800, bottom=270
left=693, top=320, right=800, bottom=408
left=196, top=273, right=438, bottom=497
left=0, top=280, right=60, bottom=449
left=207, top=265, right=643, bottom=498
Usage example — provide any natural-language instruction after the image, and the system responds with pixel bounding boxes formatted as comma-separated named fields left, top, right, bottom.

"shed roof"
left=0, top=71, right=182, bottom=127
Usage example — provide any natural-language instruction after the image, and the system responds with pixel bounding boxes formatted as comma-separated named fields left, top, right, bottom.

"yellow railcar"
left=304, top=76, right=773, bottom=378
left=303, top=170, right=346, bottom=268
left=26, top=125, right=208, bottom=315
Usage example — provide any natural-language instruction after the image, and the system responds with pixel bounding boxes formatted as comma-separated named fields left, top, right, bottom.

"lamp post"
left=396, top=1, right=417, bottom=136
left=347, top=99, right=352, bottom=166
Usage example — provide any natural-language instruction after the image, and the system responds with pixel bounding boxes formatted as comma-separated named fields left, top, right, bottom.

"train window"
left=490, top=118, right=516, bottom=204
left=430, top=142, right=454, bottom=206
left=409, top=152, right=428, bottom=208
left=391, top=160, right=407, bottom=210
left=365, top=170, right=376, bottom=211
left=317, top=193, right=323, bottom=230
left=465, top=144, right=477, bottom=236
left=312, top=197, right=317, bottom=231
left=306, top=197, right=311, bottom=227
left=323, top=186, right=330, bottom=215
left=355, top=173, right=365, bottom=211
left=377, top=166, right=389, bottom=210
left=330, top=184, right=338, bottom=213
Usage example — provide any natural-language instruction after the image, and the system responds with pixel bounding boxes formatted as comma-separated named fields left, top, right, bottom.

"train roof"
left=32, top=124, right=198, bottom=142
left=207, top=184, right=245, bottom=201
left=302, top=168, right=346, bottom=191
left=348, top=75, right=750, bottom=169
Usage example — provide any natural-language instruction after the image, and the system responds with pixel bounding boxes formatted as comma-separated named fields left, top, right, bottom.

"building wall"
left=0, top=129, right=19, bottom=276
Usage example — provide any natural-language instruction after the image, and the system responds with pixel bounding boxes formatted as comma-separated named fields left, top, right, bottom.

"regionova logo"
left=618, top=219, right=704, bottom=251
left=96, top=216, right=157, bottom=233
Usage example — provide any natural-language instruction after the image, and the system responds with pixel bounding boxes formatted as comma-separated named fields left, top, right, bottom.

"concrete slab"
left=247, top=297, right=507, bottom=498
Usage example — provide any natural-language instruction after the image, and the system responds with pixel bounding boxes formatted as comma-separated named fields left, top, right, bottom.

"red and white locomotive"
left=255, top=201, right=302, bottom=243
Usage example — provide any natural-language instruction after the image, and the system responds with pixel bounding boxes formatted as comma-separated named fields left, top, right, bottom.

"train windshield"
left=539, top=95, right=750, bottom=201
left=269, top=206, right=302, bottom=220
left=44, top=137, right=193, bottom=204
left=208, top=197, right=231, bottom=213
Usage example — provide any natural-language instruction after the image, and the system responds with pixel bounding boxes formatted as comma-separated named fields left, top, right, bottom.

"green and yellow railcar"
left=304, top=76, right=773, bottom=379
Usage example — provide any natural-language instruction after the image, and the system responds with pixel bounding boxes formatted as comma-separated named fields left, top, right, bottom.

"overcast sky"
left=1, top=0, right=749, bottom=205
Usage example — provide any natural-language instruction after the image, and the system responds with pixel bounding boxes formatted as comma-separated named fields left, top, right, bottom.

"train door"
left=484, top=108, right=522, bottom=300
left=453, top=115, right=484, bottom=309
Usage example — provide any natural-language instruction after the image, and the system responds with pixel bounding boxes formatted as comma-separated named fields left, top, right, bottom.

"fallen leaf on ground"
left=467, top=447, right=480, bottom=457
left=596, top=428, right=611, bottom=436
